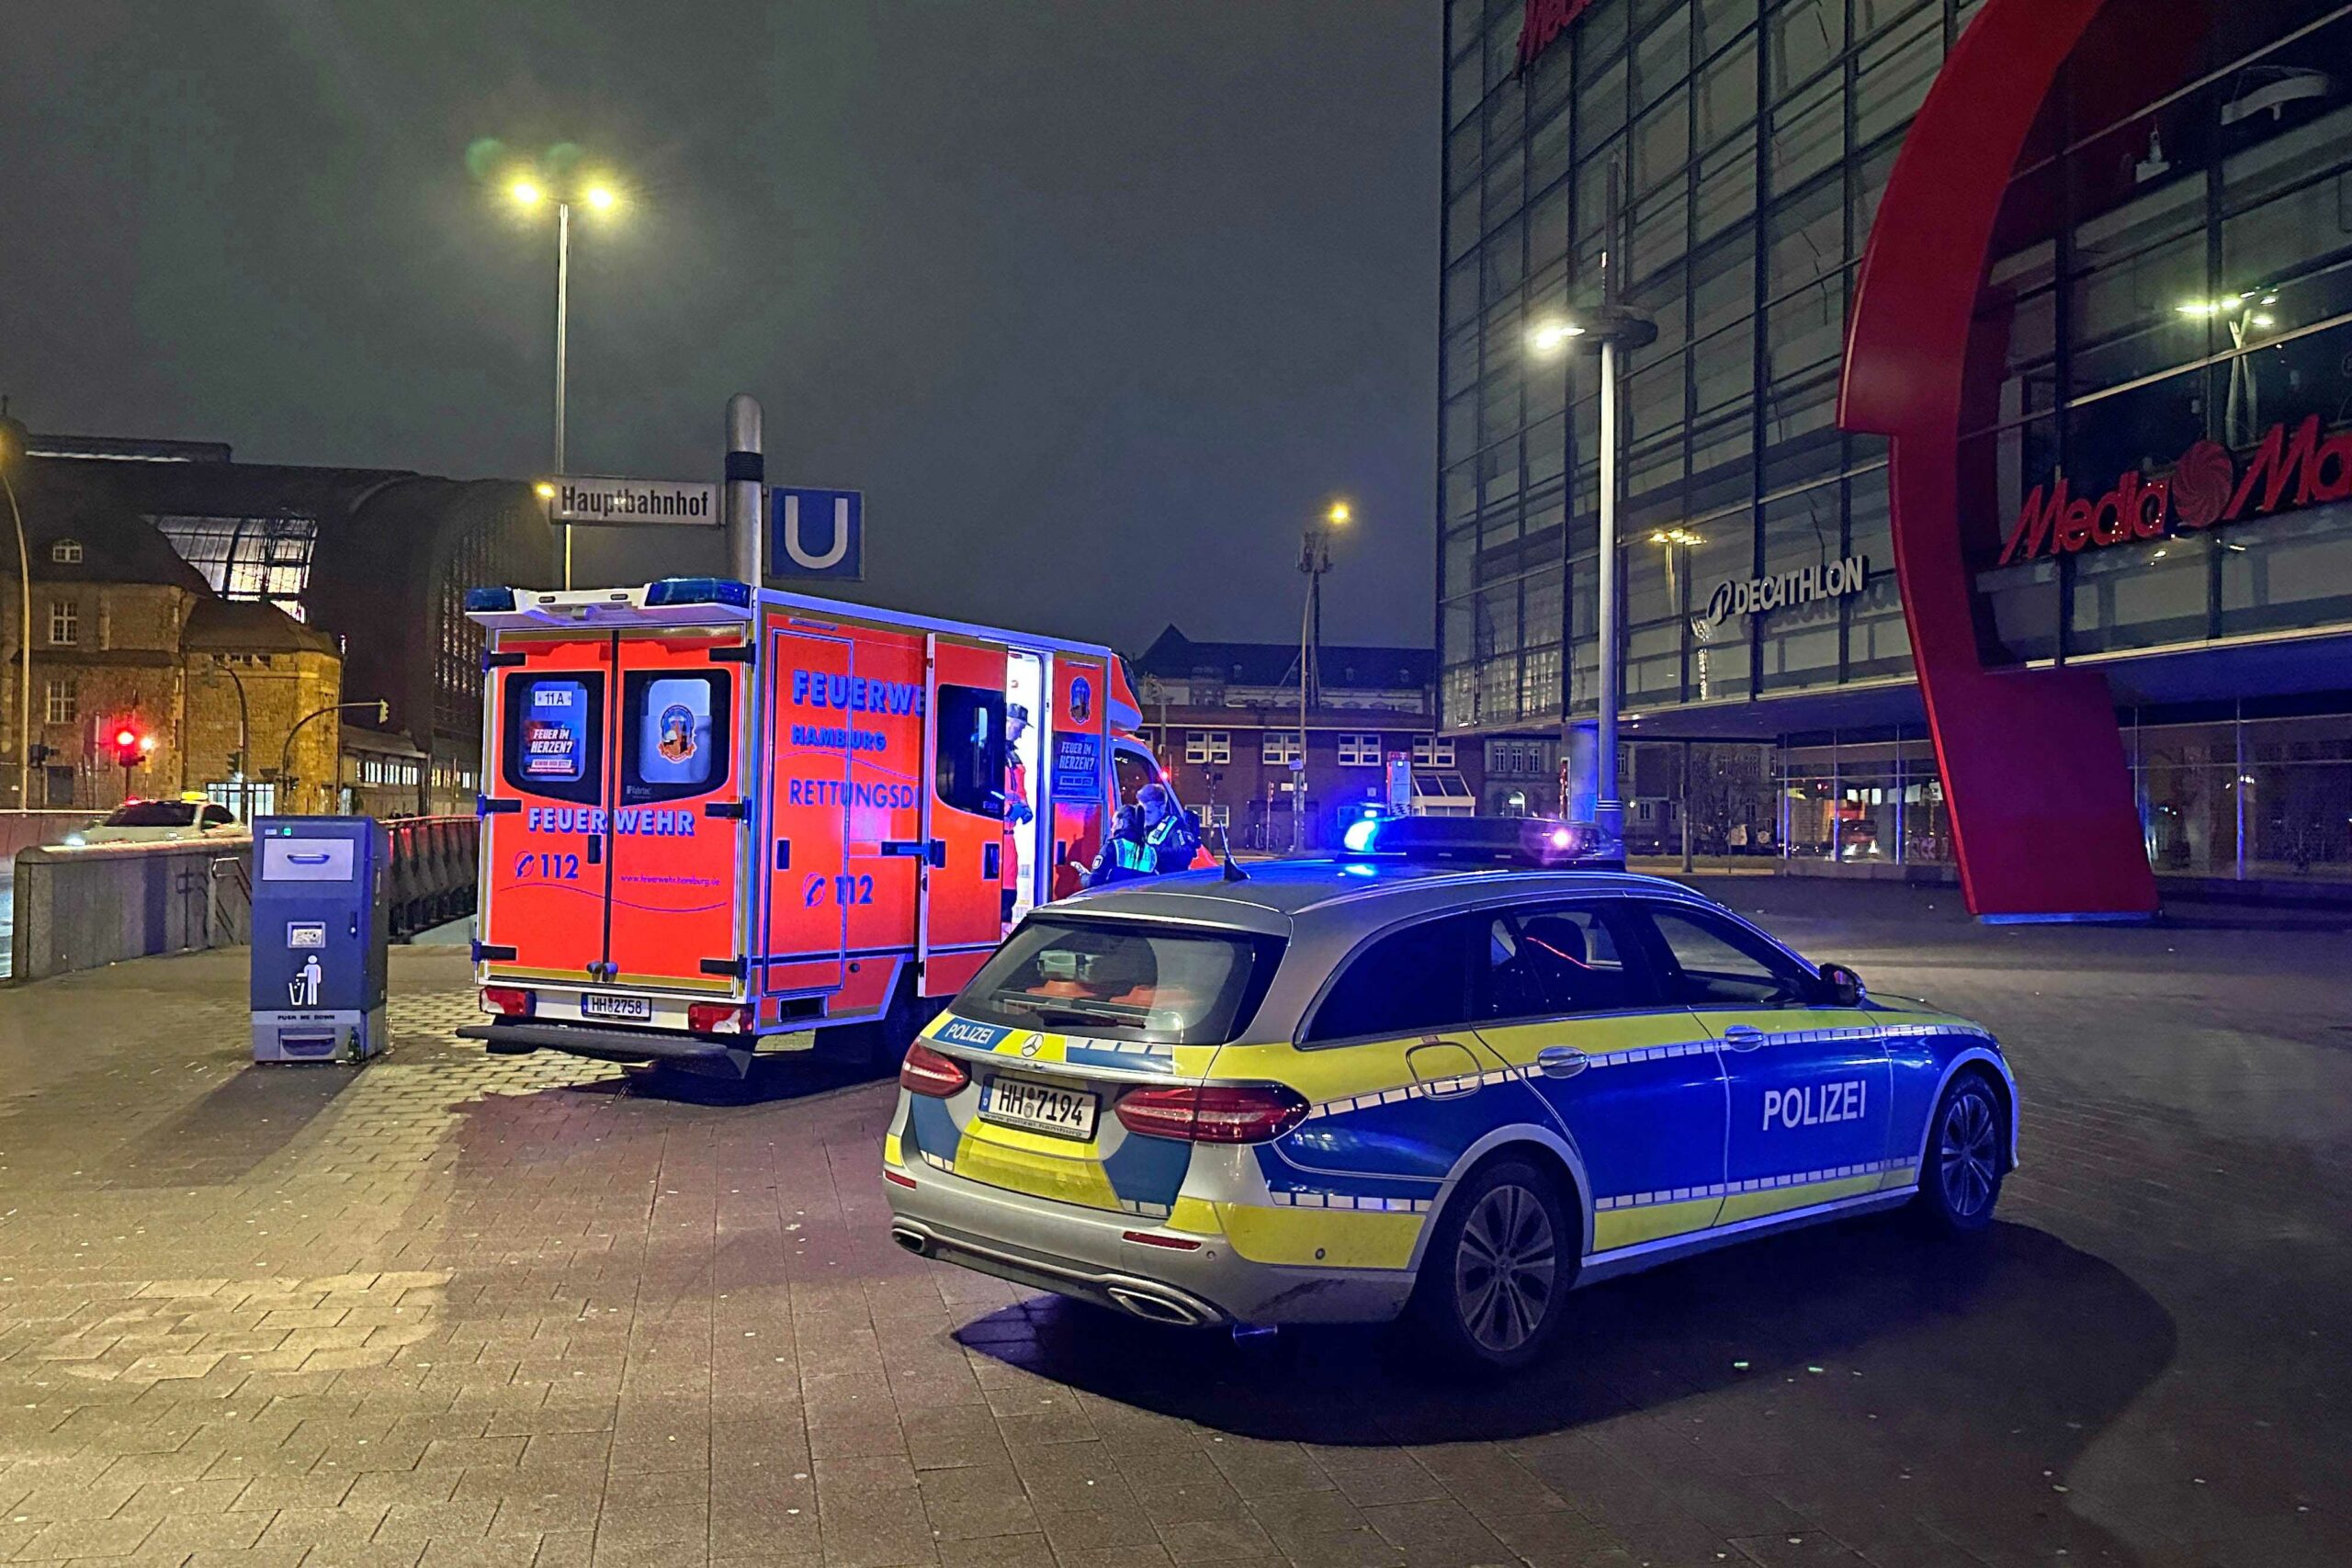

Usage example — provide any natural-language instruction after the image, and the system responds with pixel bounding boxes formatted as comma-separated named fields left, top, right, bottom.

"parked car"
left=65, top=799, right=243, bottom=846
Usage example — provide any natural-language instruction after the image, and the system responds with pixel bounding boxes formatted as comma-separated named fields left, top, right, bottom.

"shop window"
left=500, top=671, right=605, bottom=807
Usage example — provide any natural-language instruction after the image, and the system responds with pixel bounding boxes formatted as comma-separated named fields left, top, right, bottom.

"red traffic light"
left=113, top=728, right=137, bottom=749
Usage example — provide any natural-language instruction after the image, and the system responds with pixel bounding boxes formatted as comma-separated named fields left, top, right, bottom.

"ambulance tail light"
left=687, top=1001, right=751, bottom=1035
left=1116, top=1084, right=1310, bottom=1145
left=481, top=987, right=534, bottom=1019
left=899, top=1043, right=970, bottom=1098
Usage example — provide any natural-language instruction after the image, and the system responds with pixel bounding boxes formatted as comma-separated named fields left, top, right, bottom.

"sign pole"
left=726, top=395, right=763, bottom=588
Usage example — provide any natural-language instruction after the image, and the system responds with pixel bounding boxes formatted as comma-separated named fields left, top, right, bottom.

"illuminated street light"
left=1526, top=317, right=1588, bottom=356
left=534, top=480, right=557, bottom=500
left=1295, top=501, right=1356, bottom=852
left=1327, top=501, right=1351, bottom=526
left=496, top=161, right=626, bottom=587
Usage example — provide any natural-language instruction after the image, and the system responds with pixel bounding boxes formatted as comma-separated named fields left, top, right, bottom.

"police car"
left=881, top=818, right=2018, bottom=1368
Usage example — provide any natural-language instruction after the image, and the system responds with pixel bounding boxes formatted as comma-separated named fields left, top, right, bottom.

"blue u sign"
left=769, top=487, right=864, bottom=581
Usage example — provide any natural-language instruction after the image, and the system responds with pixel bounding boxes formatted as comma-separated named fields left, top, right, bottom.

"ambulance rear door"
left=920, top=637, right=1012, bottom=996
left=762, top=619, right=855, bottom=998
left=479, top=633, right=614, bottom=983
left=604, top=627, right=752, bottom=997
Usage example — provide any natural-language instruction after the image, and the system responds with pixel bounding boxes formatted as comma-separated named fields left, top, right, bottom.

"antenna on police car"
left=1218, top=826, right=1249, bottom=882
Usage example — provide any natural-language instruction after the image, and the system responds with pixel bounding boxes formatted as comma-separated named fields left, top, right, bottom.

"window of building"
left=1338, top=733, right=1382, bottom=767
left=49, top=539, right=82, bottom=565
left=1261, top=731, right=1302, bottom=765
left=1204, top=804, right=1231, bottom=829
left=1413, top=736, right=1457, bottom=767
left=1184, top=730, right=1229, bottom=765
left=42, top=679, right=74, bottom=726
left=153, top=513, right=318, bottom=618
left=46, top=601, right=76, bottom=646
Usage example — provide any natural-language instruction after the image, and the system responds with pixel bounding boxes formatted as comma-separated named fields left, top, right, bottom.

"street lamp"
left=1295, top=501, right=1351, bottom=852
left=0, top=412, right=28, bottom=811
left=2178, top=288, right=2278, bottom=445
left=505, top=169, right=624, bottom=588
left=1528, top=304, right=1657, bottom=852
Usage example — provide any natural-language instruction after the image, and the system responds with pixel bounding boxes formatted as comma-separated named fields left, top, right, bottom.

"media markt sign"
left=1517, top=0, right=1599, bottom=69
left=1998, top=414, right=2352, bottom=565
left=1699, top=556, right=1871, bottom=632
left=548, top=477, right=719, bottom=527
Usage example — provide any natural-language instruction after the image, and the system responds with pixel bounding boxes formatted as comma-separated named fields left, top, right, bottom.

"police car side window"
left=1306, top=917, right=1476, bottom=1043
left=1480, top=903, right=1652, bottom=1020
left=1640, top=905, right=1814, bottom=1010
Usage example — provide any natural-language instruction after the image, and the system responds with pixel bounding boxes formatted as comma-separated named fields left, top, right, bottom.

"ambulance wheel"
left=1405, top=1157, right=1573, bottom=1371
left=1913, top=1071, right=2006, bottom=1235
left=845, top=974, right=921, bottom=1075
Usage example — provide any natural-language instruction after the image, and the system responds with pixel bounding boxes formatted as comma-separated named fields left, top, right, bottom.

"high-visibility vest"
left=1109, top=836, right=1154, bottom=873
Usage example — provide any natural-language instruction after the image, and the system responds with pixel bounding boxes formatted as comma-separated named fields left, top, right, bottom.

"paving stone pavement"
left=0, top=880, right=2347, bottom=1568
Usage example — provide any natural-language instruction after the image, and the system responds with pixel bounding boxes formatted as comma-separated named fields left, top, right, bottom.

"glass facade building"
left=1437, top=0, right=2352, bottom=886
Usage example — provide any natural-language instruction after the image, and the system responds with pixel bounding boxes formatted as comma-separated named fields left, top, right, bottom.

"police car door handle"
left=1722, top=1024, right=1766, bottom=1052
left=1536, top=1046, right=1589, bottom=1079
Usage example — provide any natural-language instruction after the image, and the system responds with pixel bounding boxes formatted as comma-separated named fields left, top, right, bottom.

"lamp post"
left=280, top=699, right=389, bottom=815
left=1295, top=501, right=1349, bottom=852
left=506, top=174, right=620, bottom=589
left=208, top=660, right=252, bottom=823
left=1527, top=307, right=1656, bottom=851
left=1651, top=527, right=1703, bottom=874
left=0, top=412, right=29, bottom=811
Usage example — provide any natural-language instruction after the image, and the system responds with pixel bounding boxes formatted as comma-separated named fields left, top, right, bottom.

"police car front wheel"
left=1916, top=1073, right=2006, bottom=1234
left=1408, top=1157, right=1575, bottom=1369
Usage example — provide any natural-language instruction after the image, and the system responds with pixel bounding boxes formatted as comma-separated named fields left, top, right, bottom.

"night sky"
left=2, top=3, right=1441, bottom=656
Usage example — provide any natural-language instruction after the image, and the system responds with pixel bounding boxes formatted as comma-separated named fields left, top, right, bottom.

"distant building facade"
left=1129, top=626, right=1479, bottom=850
left=13, top=433, right=555, bottom=814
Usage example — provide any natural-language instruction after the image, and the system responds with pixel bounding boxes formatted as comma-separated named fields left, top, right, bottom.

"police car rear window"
left=953, top=918, right=1283, bottom=1047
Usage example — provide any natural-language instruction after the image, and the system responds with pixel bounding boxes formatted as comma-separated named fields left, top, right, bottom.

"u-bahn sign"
left=1700, top=555, right=1871, bottom=630
left=1998, top=414, right=2352, bottom=565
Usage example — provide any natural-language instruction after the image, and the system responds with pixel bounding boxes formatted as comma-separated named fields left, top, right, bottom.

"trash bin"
left=250, top=816, right=389, bottom=1063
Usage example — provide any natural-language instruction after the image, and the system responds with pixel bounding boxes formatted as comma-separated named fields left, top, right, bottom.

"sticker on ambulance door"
left=523, top=682, right=589, bottom=783
left=637, top=677, right=714, bottom=788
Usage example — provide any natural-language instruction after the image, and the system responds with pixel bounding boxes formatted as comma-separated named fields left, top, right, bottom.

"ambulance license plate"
left=981, top=1076, right=1098, bottom=1141
left=582, top=993, right=652, bottom=1021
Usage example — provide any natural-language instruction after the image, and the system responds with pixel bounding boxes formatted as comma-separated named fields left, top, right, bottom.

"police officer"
left=1087, top=805, right=1154, bottom=886
left=1137, top=784, right=1200, bottom=874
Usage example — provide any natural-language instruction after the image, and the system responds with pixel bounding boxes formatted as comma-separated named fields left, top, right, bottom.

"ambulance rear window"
left=954, top=918, right=1283, bottom=1046
left=501, top=671, right=605, bottom=805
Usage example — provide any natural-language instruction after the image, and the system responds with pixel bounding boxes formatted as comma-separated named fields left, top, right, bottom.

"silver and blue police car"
left=881, top=818, right=2018, bottom=1368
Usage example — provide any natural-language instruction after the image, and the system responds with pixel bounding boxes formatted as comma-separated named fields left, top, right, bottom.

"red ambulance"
left=458, top=578, right=1187, bottom=1075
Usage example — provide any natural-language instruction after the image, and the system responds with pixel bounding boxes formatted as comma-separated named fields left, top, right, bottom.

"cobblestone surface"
left=0, top=881, right=2346, bottom=1567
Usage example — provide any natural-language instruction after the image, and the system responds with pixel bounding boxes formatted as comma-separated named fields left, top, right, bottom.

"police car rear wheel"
left=1410, top=1159, right=1571, bottom=1369
left=1917, top=1074, right=2004, bottom=1234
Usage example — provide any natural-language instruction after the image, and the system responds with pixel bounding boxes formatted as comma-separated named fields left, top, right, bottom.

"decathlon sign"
left=548, top=478, right=718, bottom=526
left=1702, top=555, right=1871, bottom=626
left=1998, top=414, right=2352, bottom=565
left=768, top=487, right=864, bottom=581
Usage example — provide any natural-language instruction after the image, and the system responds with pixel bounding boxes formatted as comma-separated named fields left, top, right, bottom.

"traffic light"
left=109, top=723, right=153, bottom=769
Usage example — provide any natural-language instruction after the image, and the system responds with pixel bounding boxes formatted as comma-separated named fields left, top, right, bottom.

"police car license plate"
left=582, top=993, right=652, bottom=1021
left=982, top=1076, right=1098, bottom=1141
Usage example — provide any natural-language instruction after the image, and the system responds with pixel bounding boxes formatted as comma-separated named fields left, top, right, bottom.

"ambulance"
left=458, top=578, right=1185, bottom=1074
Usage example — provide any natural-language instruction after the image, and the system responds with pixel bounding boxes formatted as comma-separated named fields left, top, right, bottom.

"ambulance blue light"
left=646, top=578, right=753, bottom=608
left=464, top=587, right=516, bottom=612
left=1341, top=818, right=1381, bottom=852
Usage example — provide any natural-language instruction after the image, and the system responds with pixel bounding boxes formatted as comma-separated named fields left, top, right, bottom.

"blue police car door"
left=1470, top=900, right=1729, bottom=1251
left=1630, top=901, right=1893, bottom=1226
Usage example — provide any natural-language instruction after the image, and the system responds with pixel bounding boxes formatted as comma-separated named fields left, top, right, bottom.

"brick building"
left=1130, top=626, right=1478, bottom=851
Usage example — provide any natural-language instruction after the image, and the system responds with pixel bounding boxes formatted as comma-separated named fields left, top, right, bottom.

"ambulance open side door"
left=919, top=635, right=1012, bottom=997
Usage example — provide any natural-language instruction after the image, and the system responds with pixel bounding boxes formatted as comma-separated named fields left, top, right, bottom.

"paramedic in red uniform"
left=999, top=702, right=1035, bottom=925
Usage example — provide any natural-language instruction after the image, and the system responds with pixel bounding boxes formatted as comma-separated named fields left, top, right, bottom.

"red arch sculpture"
left=1838, top=0, right=2158, bottom=919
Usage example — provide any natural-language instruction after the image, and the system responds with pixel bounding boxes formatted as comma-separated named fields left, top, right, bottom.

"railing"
left=382, top=815, right=479, bottom=940
left=209, top=854, right=253, bottom=939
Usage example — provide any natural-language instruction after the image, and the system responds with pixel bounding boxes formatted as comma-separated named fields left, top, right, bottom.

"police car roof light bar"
left=1343, top=815, right=1622, bottom=868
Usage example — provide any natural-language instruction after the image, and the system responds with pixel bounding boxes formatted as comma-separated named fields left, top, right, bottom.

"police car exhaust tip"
left=889, top=1224, right=929, bottom=1257
left=1106, top=1287, right=1208, bottom=1327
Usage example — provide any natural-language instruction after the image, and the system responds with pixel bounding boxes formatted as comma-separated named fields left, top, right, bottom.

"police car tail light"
left=481, top=987, right=534, bottom=1019
left=1116, top=1084, right=1309, bottom=1144
left=687, top=1002, right=751, bottom=1034
left=900, top=1042, right=970, bottom=1098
